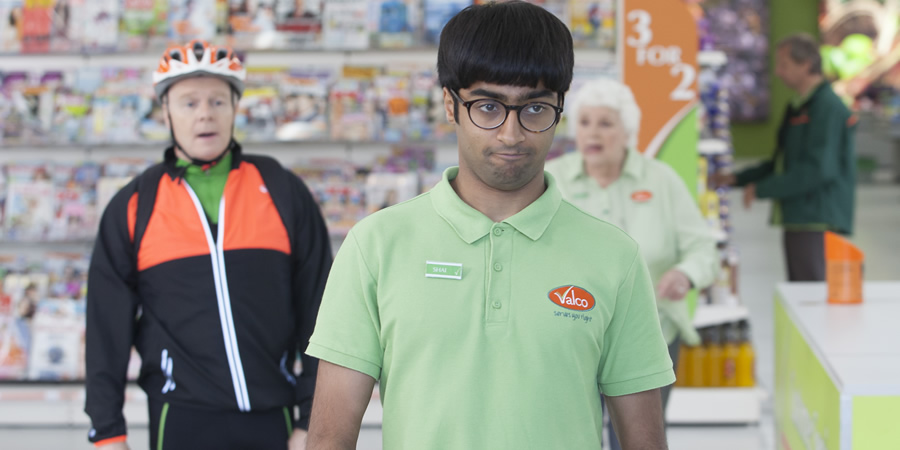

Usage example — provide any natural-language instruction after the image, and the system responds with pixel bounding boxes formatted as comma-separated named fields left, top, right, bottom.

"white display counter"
left=775, top=281, right=900, bottom=450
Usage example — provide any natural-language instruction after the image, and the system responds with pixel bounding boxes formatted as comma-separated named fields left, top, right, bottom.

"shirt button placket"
left=487, top=224, right=511, bottom=324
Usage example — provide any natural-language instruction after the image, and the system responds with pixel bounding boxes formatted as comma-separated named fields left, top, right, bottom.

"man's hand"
left=743, top=183, right=757, bottom=209
left=709, top=172, right=736, bottom=188
left=96, top=442, right=129, bottom=450
left=289, top=428, right=308, bottom=450
left=656, top=269, right=692, bottom=301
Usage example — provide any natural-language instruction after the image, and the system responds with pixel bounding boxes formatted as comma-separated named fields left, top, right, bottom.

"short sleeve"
left=306, top=231, right=383, bottom=380
left=598, top=250, right=676, bottom=396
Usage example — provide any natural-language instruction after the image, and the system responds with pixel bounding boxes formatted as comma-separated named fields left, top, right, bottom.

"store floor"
left=1, top=185, right=897, bottom=450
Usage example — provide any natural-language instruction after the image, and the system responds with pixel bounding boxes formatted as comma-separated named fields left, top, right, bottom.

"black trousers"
left=604, top=337, right=681, bottom=450
left=783, top=230, right=826, bottom=282
left=148, top=400, right=292, bottom=450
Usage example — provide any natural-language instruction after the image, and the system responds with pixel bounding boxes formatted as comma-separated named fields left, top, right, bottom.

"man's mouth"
left=197, top=132, right=217, bottom=139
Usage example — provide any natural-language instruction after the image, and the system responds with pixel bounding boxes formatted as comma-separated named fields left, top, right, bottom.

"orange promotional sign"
left=620, top=0, right=698, bottom=157
left=548, top=286, right=596, bottom=311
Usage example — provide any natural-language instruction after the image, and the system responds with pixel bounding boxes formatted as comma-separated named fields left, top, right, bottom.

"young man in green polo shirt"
left=306, top=2, right=674, bottom=449
left=714, top=33, right=857, bottom=281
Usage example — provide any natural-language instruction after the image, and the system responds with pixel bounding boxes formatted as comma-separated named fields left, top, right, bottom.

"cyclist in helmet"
left=84, top=40, right=332, bottom=450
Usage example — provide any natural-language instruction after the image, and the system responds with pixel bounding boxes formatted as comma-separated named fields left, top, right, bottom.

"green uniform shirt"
left=736, top=82, right=856, bottom=235
left=307, top=167, right=674, bottom=449
left=175, top=152, right=232, bottom=223
left=545, top=150, right=719, bottom=345
left=772, top=81, right=829, bottom=231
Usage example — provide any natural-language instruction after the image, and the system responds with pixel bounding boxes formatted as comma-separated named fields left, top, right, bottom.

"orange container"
left=674, top=345, right=689, bottom=387
left=721, top=325, right=740, bottom=387
left=688, top=344, right=706, bottom=387
left=825, top=232, right=864, bottom=304
left=704, top=328, right=723, bottom=387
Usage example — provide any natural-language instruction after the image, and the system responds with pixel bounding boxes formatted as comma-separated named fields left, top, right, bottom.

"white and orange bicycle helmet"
left=152, top=40, right=246, bottom=99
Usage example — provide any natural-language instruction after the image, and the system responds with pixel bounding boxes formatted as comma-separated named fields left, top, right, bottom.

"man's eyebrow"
left=468, top=88, right=556, bottom=102
left=175, top=91, right=230, bottom=101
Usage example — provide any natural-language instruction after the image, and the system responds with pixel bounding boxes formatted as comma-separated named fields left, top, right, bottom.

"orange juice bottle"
left=736, top=320, right=755, bottom=387
left=721, top=323, right=740, bottom=387
left=688, top=338, right=706, bottom=387
left=704, top=327, right=723, bottom=387
left=675, top=345, right=689, bottom=387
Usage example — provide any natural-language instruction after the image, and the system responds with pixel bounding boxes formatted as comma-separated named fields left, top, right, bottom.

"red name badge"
left=631, top=190, right=653, bottom=202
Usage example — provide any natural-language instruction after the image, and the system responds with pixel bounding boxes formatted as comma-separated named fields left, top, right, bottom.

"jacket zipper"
left=183, top=183, right=252, bottom=411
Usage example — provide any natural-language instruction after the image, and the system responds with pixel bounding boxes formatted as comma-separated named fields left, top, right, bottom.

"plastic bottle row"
left=674, top=320, right=755, bottom=388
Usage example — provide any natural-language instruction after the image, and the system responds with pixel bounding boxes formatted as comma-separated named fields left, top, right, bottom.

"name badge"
left=425, top=261, right=462, bottom=280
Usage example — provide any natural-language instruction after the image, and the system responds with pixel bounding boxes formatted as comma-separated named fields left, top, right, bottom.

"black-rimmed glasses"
left=450, top=90, right=563, bottom=133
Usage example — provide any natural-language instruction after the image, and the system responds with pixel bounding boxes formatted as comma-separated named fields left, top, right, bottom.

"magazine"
left=292, top=159, right=365, bottom=237
left=321, top=0, right=369, bottom=50
left=273, top=0, right=322, bottom=48
left=423, top=0, right=468, bottom=45
left=170, top=0, right=217, bottom=42
left=370, top=0, right=419, bottom=48
left=364, top=171, right=418, bottom=214
left=329, top=78, right=376, bottom=141
left=26, top=298, right=82, bottom=380
left=4, top=162, right=55, bottom=242
left=79, top=0, right=119, bottom=52
left=228, top=0, right=278, bottom=49
left=121, top=0, right=169, bottom=51
left=374, top=73, right=411, bottom=142
left=276, top=66, right=333, bottom=141
left=21, top=0, right=51, bottom=53
left=0, top=272, right=49, bottom=379
left=235, top=67, right=284, bottom=142
left=0, top=0, right=23, bottom=53
left=568, top=0, right=615, bottom=49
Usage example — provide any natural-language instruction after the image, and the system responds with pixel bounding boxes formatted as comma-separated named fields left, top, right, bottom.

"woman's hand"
left=656, top=269, right=692, bottom=301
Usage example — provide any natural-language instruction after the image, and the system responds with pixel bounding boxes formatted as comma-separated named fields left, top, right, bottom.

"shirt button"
left=493, top=228, right=503, bottom=236
left=493, top=262, right=503, bottom=272
left=491, top=301, right=502, bottom=309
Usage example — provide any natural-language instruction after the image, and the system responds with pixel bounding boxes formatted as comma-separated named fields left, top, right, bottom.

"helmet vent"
left=193, top=42, right=205, bottom=60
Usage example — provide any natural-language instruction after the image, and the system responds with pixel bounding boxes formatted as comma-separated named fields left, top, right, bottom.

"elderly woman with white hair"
left=545, top=78, right=719, bottom=448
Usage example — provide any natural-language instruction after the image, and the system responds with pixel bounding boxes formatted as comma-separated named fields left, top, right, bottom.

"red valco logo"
left=548, top=286, right=595, bottom=311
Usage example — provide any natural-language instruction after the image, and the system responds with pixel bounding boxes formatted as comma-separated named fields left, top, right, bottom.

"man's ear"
left=443, top=87, right=456, bottom=124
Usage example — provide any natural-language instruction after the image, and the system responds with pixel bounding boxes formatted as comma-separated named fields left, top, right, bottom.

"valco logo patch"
left=631, top=190, right=653, bottom=202
left=548, top=286, right=595, bottom=311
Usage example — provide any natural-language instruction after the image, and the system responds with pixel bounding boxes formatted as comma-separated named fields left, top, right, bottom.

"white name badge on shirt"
left=425, top=261, right=462, bottom=280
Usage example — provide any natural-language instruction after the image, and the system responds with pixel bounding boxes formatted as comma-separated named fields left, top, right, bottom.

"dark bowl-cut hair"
left=437, top=1, right=574, bottom=105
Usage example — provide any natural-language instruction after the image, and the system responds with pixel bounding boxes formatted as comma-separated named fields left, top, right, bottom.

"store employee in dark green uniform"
left=715, top=33, right=857, bottom=281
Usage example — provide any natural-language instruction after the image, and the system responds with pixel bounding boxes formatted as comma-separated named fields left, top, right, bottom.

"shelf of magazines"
left=0, top=144, right=455, bottom=246
left=0, top=55, right=615, bottom=152
left=0, top=0, right=617, bottom=58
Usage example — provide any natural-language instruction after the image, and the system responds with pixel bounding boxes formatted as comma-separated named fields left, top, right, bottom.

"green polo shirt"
left=545, top=150, right=719, bottom=345
left=307, top=167, right=674, bottom=449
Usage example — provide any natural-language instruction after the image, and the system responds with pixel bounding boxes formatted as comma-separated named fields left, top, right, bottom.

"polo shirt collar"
left=621, top=148, right=646, bottom=179
left=560, top=148, right=645, bottom=181
left=431, top=167, right=562, bottom=244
